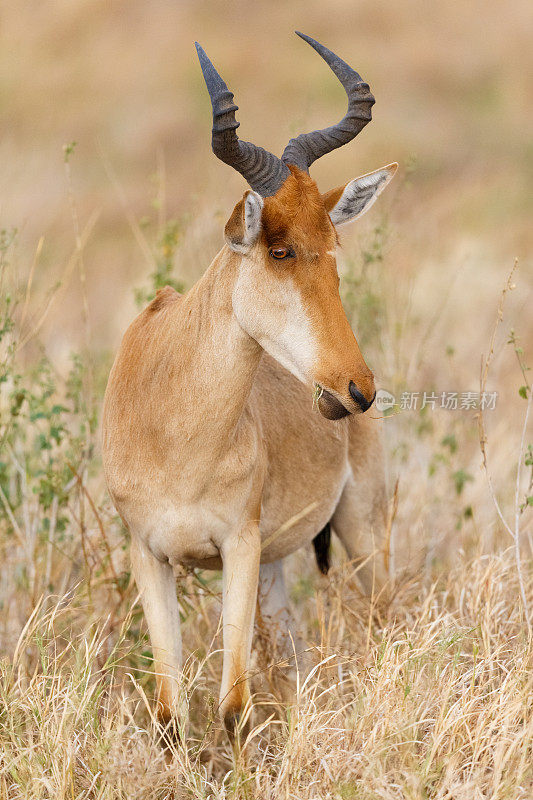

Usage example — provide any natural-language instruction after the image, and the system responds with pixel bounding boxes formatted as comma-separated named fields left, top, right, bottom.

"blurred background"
left=1, top=0, right=532, bottom=626
left=1, top=0, right=531, bottom=352
left=1, top=4, right=533, bottom=789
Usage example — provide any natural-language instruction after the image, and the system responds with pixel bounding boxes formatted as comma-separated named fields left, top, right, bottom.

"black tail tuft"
left=312, top=523, right=331, bottom=575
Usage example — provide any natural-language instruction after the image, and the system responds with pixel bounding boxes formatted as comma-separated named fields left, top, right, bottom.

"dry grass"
left=1, top=554, right=532, bottom=798
left=1, top=1, right=533, bottom=798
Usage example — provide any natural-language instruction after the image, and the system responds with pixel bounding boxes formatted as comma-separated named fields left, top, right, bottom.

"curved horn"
left=281, top=32, right=375, bottom=172
left=195, top=42, right=290, bottom=197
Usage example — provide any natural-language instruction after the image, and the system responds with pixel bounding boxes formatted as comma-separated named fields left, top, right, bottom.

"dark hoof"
left=223, top=709, right=250, bottom=749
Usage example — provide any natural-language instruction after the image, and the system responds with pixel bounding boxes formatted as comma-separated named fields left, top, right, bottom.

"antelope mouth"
left=316, top=388, right=351, bottom=420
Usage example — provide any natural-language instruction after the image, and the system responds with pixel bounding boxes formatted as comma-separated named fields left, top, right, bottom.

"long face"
left=228, top=165, right=397, bottom=419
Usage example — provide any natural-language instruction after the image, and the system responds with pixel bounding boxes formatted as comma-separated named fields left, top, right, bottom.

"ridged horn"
left=281, top=32, right=375, bottom=171
left=195, top=42, right=290, bottom=197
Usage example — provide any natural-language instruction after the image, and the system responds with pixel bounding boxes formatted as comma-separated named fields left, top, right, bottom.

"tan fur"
left=102, top=167, right=390, bottom=738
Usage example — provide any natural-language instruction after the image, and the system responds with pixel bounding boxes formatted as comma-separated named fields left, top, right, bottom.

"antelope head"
left=197, top=33, right=397, bottom=419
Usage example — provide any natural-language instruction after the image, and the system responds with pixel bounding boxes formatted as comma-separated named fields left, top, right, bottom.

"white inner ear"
left=235, top=191, right=263, bottom=253
left=228, top=191, right=264, bottom=253
left=243, top=191, right=263, bottom=244
left=329, top=163, right=397, bottom=227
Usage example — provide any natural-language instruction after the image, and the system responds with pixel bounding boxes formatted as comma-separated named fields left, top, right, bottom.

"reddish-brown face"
left=262, top=169, right=374, bottom=417
left=229, top=169, right=374, bottom=418
left=229, top=164, right=397, bottom=418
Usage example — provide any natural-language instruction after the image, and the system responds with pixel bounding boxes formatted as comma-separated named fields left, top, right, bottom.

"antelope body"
left=102, top=32, right=396, bottom=741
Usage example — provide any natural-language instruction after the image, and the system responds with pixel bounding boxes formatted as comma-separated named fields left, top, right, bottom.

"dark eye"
left=269, top=246, right=293, bottom=260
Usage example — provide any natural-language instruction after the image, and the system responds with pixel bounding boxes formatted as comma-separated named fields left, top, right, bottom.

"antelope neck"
left=175, top=247, right=263, bottom=450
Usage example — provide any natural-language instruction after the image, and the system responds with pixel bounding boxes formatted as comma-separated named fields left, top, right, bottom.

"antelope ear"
left=323, top=163, right=398, bottom=227
left=225, top=190, right=264, bottom=253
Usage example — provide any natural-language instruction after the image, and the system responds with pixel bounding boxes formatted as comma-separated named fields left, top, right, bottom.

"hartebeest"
left=102, top=31, right=396, bottom=742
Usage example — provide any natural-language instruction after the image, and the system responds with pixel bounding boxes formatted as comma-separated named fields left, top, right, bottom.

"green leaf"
left=453, top=469, right=474, bottom=496
left=441, top=434, right=457, bottom=454
left=63, top=141, right=77, bottom=162
left=519, top=386, right=528, bottom=399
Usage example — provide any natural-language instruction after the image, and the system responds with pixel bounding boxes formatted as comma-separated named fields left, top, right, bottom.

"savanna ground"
left=1, top=2, right=532, bottom=798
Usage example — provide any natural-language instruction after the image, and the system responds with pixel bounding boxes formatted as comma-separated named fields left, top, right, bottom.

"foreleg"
left=130, top=535, right=183, bottom=726
left=219, top=523, right=261, bottom=745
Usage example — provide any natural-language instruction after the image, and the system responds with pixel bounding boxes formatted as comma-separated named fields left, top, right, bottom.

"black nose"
left=349, top=381, right=376, bottom=412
